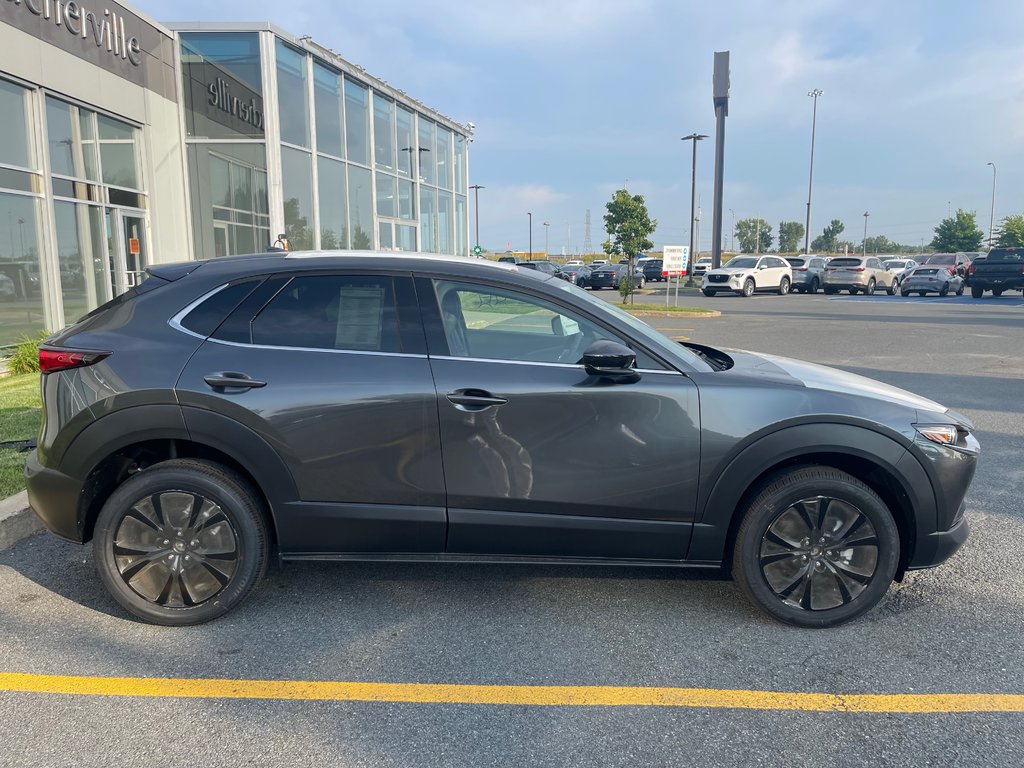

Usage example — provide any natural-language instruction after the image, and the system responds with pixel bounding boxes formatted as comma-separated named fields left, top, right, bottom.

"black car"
left=515, top=260, right=563, bottom=279
left=27, top=252, right=977, bottom=627
left=641, top=259, right=665, bottom=282
left=588, top=262, right=645, bottom=291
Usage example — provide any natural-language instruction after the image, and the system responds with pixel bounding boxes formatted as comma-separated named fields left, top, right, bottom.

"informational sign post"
left=662, top=245, right=690, bottom=306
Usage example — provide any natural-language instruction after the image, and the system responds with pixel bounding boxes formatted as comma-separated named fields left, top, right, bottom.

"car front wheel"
left=742, top=278, right=755, bottom=297
left=93, top=459, right=269, bottom=626
left=732, top=466, right=899, bottom=628
left=778, top=277, right=791, bottom=295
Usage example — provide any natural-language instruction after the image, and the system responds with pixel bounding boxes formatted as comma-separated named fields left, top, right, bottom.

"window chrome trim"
left=428, top=355, right=683, bottom=375
left=168, top=283, right=232, bottom=340
left=205, top=336, right=427, bottom=359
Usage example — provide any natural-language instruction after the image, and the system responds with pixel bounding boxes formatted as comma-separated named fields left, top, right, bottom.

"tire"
left=637, top=277, right=646, bottom=289
left=866, top=278, right=876, bottom=296
left=742, top=278, right=755, bottom=297
left=732, top=466, right=900, bottom=628
left=702, top=289, right=717, bottom=297
left=778, top=277, right=791, bottom=296
left=993, top=288, right=1004, bottom=297
left=939, top=282, right=949, bottom=297
left=824, top=287, right=836, bottom=295
left=93, top=459, right=269, bottom=626
left=886, top=280, right=897, bottom=296
left=901, top=288, right=911, bottom=297
left=808, top=278, right=819, bottom=294
left=955, top=283, right=964, bottom=296
left=849, top=288, right=859, bottom=295
left=971, top=286, right=984, bottom=298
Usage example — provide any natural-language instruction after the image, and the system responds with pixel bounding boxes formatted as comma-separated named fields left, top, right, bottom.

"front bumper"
left=908, top=513, right=969, bottom=570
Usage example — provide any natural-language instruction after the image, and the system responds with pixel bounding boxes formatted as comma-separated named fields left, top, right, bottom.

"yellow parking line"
left=1, top=673, right=1022, bottom=713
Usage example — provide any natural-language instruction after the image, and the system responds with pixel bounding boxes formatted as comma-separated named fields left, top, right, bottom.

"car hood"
left=705, top=267, right=753, bottom=276
left=719, top=348, right=947, bottom=413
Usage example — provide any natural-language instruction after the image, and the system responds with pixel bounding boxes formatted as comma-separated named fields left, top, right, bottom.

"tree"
left=862, top=235, right=894, bottom=254
left=603, top=189, right=656, bottom=302
left=735, top=218, right=773, bottom=253
left=931, top=209, right=983, bottom=252
left=810, top=219, right=845, bottom=252
left=777, top=221, right=805, bottom=253
left=995, top=214, right=1024, bottom=248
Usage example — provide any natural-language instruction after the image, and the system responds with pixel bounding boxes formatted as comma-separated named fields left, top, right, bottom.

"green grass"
left=622, top=304, right=718, bottom=314
left=0, top=373, right=41, bottom=498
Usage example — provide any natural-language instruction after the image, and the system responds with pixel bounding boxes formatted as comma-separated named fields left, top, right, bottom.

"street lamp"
left=543, top=221, right=550, bottom=257
left=469, top=184, right=485, bottom=251
left=987, top=162, right=997, bottom=247
left=527, top=212, right=532, bottom=261
left=682, top=133, right=707, bottom=285
left=804, top=88, right=823, bottom=254
left=729, top=208, right=735, bottom=252
left=862, top=211, right=869, bottom=257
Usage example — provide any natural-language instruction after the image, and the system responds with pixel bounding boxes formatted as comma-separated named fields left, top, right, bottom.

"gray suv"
left=27, top=252, right=977, bottom=627
left=785, top=255, right=827, bottom=294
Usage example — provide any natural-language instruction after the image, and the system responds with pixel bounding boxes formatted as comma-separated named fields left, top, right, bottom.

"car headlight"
left=914, top=423, right=979, bottom=454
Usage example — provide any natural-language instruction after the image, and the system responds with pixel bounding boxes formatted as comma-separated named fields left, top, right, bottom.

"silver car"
left=900, top=266, right=965, bottom=297
left=883, top=258, right=918, bottom=286
left=0, top=272, right=15, bottom=301
left=784, top=255, right=827, bottom=294
left=823, top=256, right=897, bottom=295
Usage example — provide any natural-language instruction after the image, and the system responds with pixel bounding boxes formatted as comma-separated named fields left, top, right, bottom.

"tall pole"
left=682, top=133, right=707, bottom=285
left=755, top=214, right=761, bottom=254
left=729, top=208, right=735, bottom=252
left=543, top=221, right=550, bottom=257
left=987, top=162, right=997, bottom=247
left=804, top=89, right=823, bottom=254
left=469, top=184, right=484, bottom=250
left=527, top=212, right=532, bottom=261
left=862, top=211, right=869, bottom=257
left=711, top=51, right=729, bottom=270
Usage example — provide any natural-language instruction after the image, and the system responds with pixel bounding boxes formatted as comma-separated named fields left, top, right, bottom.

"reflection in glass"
left=419, top=186, right=436, bottom=253
left=417, top=118, right=435, bottom=185
left=454, top=134, right=466, bottom=194
left=344, top=79, right=370, bottom=166
left=180, top=32, right=264, bottom=141
left=396, top=224, right=416, bottom=252
left=437, top=191, right=452, bottom=255
left=373, top=94, right=395, bottom=172
left=456, top=195, right=467, bottom=257
left=347, top=164, right=372, bottom=249
left=97, top=115, right=140, bottom=190
left=398, top=179, right=414, bottom=220
left=313, top=63, right=343, bottom=159
left=436, top=126, right=452, bottom=190
left=187, top=143, right=270, bottom=259
left=0, top=79, right=33, bottom=170
left=46, top=99, right=99, bottom=181
left=282, top=147, right=314, bottom=250
left=317, top=155, right=348, bottom=249
left=396, top=106, right=413, bottom=178
left=378, top=222, right=393, bottom=250
left=376, top=174, right=396, bottom=218
left=276, top=41, right=310, bottom=148
left=0, top=192, right=45, bottom=347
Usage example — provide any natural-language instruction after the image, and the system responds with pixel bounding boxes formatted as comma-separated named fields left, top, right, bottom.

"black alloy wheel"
left=94, top=459, right=268, bottom=625
left=955, top=282, right=965, bottom=296
left=733, top=466, right=899, bottom=627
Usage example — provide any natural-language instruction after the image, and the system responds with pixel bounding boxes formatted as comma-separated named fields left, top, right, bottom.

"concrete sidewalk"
left=0, top=491, right=41, bottom=551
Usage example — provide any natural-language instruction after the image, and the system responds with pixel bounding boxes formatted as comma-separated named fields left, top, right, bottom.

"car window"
left=432, top=279, right=661, bottom=367
left=249, top=275, right=402, bottom=352
left=829, top=258, right=861, bottom=267
left=180, top=278, right=262, bottom=337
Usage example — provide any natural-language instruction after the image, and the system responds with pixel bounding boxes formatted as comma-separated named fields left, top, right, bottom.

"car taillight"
left=39, top=347, right=110, bottom=373
left=795, top=267, right=808, bottom=272
left=853, top=267, right=865, bottom=272
left=968, top=262, right=975, bottom=276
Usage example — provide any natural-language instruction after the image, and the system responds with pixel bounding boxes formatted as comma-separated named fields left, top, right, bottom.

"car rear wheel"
left=955, top=283, right=964, bottom=296
left=939, top=282, right=949, bottom=297
left=993, top=288, right=1004, bottom=297
left=93, top=459, right=268, bottom=626
left=733, top=466, right=899, bottom=628
left=866, top=278, right=876, bottom=296
left=808, top=278, right=819, bottom=294
left=901, top=288, right=911, bottom=297
left=778, top=277, right=791, bottom=295
left=742, top=278, right=755, bottom=297
left=970, top=286, right=984, bottom=298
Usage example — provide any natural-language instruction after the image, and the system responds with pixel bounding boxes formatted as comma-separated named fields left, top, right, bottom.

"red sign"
left=129, top=238, right=140, bottom=255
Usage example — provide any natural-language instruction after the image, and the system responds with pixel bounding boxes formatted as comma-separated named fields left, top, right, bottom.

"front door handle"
left=446, top=388, right=508, bottom=411
left=204, top=372, right=267, bottom=391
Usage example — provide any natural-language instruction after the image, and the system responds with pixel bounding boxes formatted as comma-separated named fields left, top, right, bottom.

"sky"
left=136, top=0, right=1024, bottom=255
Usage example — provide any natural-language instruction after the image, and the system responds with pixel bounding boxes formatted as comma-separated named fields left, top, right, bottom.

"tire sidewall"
left=743, top=279, right=754, bottom=297
left=93, top=462, right=266, bottom=625
left=735, top=470, right=900, bottom=627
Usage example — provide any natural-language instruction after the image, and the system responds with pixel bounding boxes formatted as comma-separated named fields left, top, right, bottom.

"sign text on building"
left=4, top=0, right=142, bottom=65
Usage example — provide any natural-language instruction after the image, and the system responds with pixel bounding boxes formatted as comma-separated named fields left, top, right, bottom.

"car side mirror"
left=758, top=265, right=768, bottom=270
left=583, top=340, right=639, bottom=382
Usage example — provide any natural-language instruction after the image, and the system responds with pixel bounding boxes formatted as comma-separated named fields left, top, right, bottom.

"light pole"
left=804, top=88, right=823, bottom=254
left=862, top=211, right=869, bottom=257
left=543, top=221, right=550, bottom=257
left=987, top=162, right=997, bottom=247
left=682, top=133, right=707, bottom=285
left=729, top=208, right=735, bottom=252
left=469, top=184, right=484, bottom=251
left=527, top=212, right=532, bottom=261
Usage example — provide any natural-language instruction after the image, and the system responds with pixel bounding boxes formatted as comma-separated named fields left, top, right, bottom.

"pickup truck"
left=968, top=247, right=1024, bottom=297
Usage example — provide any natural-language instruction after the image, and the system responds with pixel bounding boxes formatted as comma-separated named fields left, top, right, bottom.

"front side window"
left=251, top=275, right=401, bottom=352
left=434, top=280, right=624, bottom=365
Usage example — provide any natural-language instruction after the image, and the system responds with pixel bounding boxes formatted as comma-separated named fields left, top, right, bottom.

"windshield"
left=726, top=257, right=758, bottom=269
left=554, top=279, right=713, bottom=372
left=924, top=253, right=955, bottom=265
left=884, top=261, right=906, bottom=268
left=829, top=258, right=862, bottom=267
left=786, top=258, right=805, bottom=267
left=986, top=249, right=1022, bottom=263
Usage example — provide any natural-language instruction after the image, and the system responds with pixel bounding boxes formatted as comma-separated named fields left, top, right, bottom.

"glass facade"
left=177, top=29, right=470, bottom=264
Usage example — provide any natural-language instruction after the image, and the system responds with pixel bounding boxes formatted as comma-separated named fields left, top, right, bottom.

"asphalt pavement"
left=1, top=289, right=1022, bottom=767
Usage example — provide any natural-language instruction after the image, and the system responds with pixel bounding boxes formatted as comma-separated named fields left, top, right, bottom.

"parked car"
left=564, top=260, right=585, bottom=268
left=641, top=258, right=665, bottom=282
left=588, top=262, right=645, bottom=291
left=967, top=247, right=1024, bottom=298
left=26, top=251, right=977, bottom=627
left=900, top=266, right=965, bottom=297
left=591, top=259, right=608, bottom=266
left=922, top=252, right=972, bottom=279
left=558, top=264, right=592, bottom=288
left=823, top=256, right=897, bottom=295
left=516, top=260, right=562, bottom=278
left=883, top=258, right=918, bottom=285
left=701, top=255, right=792, bottom=297
left=784, top=255, right=827, bottom=294
left=0, top=272, right=15, bottom=301
left=692, top=256, right=713, bottom=277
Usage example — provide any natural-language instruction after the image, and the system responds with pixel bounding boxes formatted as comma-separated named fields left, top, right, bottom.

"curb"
left=0, top=491, right=42, bottom=551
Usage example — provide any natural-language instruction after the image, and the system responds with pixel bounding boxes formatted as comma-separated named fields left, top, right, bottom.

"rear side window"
left=786, top=259, right=805, bottom=267
left=250, top=275, right=401, bottom=353
left=179, top=279, right=262, bottom=337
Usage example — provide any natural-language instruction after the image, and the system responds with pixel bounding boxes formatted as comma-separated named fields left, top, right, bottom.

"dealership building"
left=0, top=0, right=472, bottom=347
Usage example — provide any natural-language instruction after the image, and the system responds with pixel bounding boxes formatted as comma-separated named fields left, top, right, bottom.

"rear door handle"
left=446, top=388, right=508, bottom=411
left=204, top=372, right=267, bottom=391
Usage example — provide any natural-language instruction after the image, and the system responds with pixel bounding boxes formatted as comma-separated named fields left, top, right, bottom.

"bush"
left=6, top=330, right=50, bottom=375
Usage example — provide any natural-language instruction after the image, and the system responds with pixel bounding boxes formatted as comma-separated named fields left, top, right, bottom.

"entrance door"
left=104, top=209, right=149, bottom=296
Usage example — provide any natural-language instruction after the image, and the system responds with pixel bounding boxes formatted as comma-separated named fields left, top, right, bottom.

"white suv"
left=701, top=255, right=793, bottom=297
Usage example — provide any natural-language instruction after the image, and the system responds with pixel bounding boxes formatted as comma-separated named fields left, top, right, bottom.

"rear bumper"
left=907, top=514, right=969, bottom=570
left=24, top=450, right=86, bottom=543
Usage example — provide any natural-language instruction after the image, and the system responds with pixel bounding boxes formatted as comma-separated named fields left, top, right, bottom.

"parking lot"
left=1, top=289, right=1022, bottom=767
